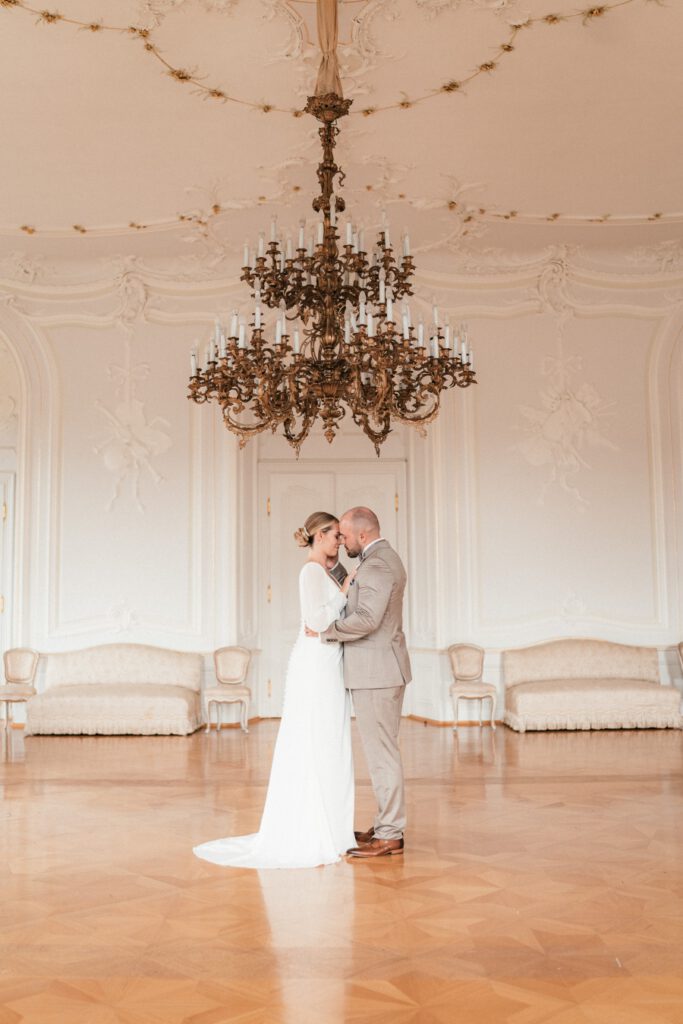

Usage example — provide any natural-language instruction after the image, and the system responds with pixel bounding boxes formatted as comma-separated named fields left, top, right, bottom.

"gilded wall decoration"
left=516, top=345, right=618, bottom=508
left=0, top=341, right=19, bottom=446
left=108, top=600, right=142, bottom=633
left=560, top=590, right=588, bottom=618
left=0, top=394, right=18, bottom=436
left=94, top=339, right=172, bottom=513
left=515, top=253, right=618, bottom=507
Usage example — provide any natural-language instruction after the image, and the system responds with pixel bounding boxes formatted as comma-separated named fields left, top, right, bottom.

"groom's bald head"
left=339, top=507, right=380, bottom=558
left=344, top=507, right=380, bottom=534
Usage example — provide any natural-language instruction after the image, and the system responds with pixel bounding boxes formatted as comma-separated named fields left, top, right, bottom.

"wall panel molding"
left=0, top=248, right=681, bottom=718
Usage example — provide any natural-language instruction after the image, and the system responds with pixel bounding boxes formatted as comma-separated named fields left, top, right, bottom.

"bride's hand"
left=342, top=568, right=357, bottom=595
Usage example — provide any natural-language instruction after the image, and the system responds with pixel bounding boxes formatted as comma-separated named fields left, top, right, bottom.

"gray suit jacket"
left=321, top=540, right=412, bottom=689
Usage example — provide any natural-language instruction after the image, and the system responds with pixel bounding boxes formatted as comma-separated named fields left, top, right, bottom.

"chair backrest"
left=4, top=648, right=39, bottom=685
left=214, top=646, right=251, bottom=686
left=447, top=644, right=484, bottom=682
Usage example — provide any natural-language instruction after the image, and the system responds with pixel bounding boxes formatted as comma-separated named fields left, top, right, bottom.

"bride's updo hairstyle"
left=294, top=511, right=338, bottom=548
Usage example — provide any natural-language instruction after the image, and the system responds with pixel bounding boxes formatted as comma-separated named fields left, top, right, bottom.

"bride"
left=193, top=511, right=356, bottom=869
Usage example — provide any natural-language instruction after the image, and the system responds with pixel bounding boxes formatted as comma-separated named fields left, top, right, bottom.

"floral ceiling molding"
left=415, top=0, right=517, bottom=15
left=627, top=241, right=683, bottom=274
left=4, top=243, right=683, bottom=290
left=3, top=166, right=682, bottom=241
left=137, top=0, right=238, bottom=26
left=0, top=0, right=674, bottom=240
left=0, top=0, right=658, bottom=118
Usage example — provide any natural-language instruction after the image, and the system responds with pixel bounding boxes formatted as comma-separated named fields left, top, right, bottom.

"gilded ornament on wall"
left=94, top=340, right=172, bottom=513
left=516, top=348, right=618, bottom=507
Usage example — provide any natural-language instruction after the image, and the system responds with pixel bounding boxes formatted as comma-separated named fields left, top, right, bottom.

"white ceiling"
left=1, top=0, right=681, bottom=265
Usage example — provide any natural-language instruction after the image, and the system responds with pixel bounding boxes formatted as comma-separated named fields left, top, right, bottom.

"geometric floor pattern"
left=1, top=721, right=682, bottom=1023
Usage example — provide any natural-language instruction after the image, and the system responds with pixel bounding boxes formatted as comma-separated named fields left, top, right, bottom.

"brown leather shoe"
left=353, top=827, right=375, bottom=845
left=347, top=837, right=404, bottom=858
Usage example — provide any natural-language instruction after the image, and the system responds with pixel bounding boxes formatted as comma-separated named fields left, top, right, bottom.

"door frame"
left=255, top=458, right=408, bottom=717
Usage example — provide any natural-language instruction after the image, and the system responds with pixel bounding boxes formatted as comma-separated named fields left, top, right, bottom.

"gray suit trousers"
left=352, top=686, right=406, bottom=840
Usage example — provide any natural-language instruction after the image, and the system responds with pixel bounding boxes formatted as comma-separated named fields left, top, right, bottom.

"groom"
left=307, top=506, right=411, bottom=858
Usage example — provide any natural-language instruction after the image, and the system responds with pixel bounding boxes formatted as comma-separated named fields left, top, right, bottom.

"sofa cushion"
left=44, top=645, right=202, bottom=692
left=505, top=638, right=659, bottom=688
left=503, top=639, right=660, bottom=688
left=504, top=677, right=682, bottom=732
left=25, top=683, right=201, bottom=736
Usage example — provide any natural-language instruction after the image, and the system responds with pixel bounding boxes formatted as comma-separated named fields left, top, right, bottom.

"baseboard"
left=7, top=720, right=263, bottom=733
left=8, top=716, right=502, bottom=733
left=406, top=714, right=502, bottom=728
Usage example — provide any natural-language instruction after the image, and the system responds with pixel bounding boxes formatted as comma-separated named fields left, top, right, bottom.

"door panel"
left=260, top=471, right=335, bottom=715
left=335, top=472, right=400, bottom=552
left=259, top=463, right=406, bottom=716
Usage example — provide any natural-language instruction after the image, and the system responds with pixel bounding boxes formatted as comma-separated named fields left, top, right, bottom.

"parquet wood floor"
left=1, top=722, right=682, bottom=1024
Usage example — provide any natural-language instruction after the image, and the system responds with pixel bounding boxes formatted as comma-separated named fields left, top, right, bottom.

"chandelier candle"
left=188, top=91, right=476, bottom=453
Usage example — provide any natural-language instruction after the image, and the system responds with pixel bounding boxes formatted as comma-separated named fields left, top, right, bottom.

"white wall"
left=0, top=245, right=681, bottom=723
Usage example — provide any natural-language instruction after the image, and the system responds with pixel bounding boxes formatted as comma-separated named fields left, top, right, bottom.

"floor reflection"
left=257, top=863, right=356, bottom=1023
left=0, top=726, right=25, bottom=763
left=452, top=725, right=497, bottom=766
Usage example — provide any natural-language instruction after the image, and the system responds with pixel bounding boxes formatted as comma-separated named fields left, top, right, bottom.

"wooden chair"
left=204, top=646, right=252, bottom=734
left=448, top=643, right=497, bottom=730
left=1, top=648, right=39, bottom=730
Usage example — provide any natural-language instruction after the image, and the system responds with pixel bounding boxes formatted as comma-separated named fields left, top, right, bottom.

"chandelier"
left=188, top=12, right=476, bottom=454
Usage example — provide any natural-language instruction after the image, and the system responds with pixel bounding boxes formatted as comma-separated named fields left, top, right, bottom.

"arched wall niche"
left=0, top=309, right=57, bottom=649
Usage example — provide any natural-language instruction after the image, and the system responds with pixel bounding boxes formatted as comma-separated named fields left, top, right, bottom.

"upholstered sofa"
left=502, top=638, right=683, bottom=733
left=25, top=644, right=203, bottom=736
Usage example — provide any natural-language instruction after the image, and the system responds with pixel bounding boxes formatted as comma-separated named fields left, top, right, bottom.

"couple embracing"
left=194, top=506, right=411, bottom=869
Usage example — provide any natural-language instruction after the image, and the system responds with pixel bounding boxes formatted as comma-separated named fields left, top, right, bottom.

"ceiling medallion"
left=188, top=3, right=476, bottom=454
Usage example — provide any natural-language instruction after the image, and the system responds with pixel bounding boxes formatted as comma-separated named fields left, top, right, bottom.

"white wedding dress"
left=193, top=561, right=355, bottom=869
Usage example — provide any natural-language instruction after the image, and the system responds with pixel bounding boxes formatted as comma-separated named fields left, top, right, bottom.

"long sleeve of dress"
left=300, top=562, right=347, bottom=633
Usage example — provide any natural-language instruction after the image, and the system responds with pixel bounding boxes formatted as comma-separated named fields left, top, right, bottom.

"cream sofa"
left=25, top=644, right=203, bottom=736
left=502, top=639, right=683, bottom=733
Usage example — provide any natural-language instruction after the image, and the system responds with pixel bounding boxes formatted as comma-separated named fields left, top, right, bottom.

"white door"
left=258, top=461, right=406, bottom=716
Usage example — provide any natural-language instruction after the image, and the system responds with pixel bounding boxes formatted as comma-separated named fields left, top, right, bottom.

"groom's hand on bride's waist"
left=304, top=626, right=319, bottom=638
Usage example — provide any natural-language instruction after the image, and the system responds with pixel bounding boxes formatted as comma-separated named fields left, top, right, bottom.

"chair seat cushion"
left=25, top=683, right=201, bottom=736
left=203, top=686, right=251, bottom=700
left=450, top=682, right=497, bottom=698
left=505, top=677, right=683, bottom=732
left=0, top=685, right=37, bottom=700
